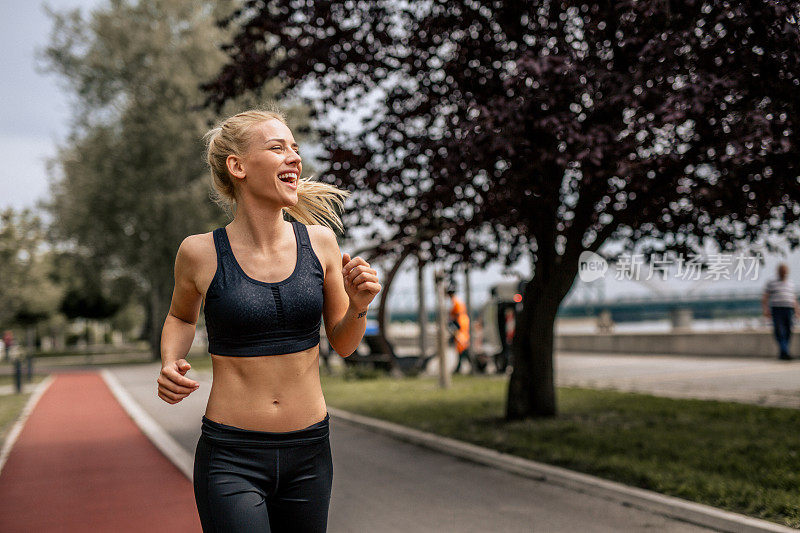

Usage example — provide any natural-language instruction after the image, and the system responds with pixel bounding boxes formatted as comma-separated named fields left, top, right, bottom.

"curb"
left=0, top=375, right=55, bottom=477
left=327, top=407, right=796, bottom=533
left=101, top=369, right=195, bottom=481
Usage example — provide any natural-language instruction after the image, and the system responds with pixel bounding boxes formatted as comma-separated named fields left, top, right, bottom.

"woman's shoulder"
left=304, top=224, right=340, bottom=267
left=179, top=231, right=215, bottom=254
left=176, top=232, right=217, bottom=271
left=305, top=224, right=339, bottom=249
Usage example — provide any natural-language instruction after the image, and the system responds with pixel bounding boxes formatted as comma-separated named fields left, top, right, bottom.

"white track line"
left=0, top=375, right=55, bottom=477
left=101, top=369, right=194, bottom=481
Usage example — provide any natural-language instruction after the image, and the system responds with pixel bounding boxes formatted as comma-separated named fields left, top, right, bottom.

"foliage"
left=206, top=1, right=800, bottom=417
left=42, top=0, right=241, bottom=354
left=109, top=302, right=147, bottom=338
left=0, top=209, right=64, bottom=328
left=42, top=0, right=321, bottom=357
left=52, top=252, right=131, bottom=321
left=341, top=364, right=389, bottom=380
left=206, top=1, right=798, bottom=263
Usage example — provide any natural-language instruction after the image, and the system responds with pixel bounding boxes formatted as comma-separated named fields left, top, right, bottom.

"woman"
left=156, top=108, right=381, bottom=532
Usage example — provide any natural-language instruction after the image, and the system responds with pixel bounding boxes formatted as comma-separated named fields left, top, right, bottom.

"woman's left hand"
left=342, top=253, right=381, bottom=312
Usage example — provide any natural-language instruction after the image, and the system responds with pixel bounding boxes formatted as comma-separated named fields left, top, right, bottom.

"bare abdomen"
left=204, top=346, right=328, bottom=432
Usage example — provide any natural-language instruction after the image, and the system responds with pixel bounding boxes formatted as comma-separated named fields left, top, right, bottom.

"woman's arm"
left=316, top=227, right=381, bottom=357
left=157, top=235, right=205, bottom=403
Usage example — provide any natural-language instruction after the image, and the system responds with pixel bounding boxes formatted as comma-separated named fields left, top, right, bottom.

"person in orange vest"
left=447, top=287, right=471, bottom=374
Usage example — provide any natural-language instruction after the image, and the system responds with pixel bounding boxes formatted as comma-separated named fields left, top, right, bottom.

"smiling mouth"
left=277, top=171, right=298, bottom=185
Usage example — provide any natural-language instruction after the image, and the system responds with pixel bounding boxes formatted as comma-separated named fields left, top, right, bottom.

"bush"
left=342, top=365, right=388, bottom=381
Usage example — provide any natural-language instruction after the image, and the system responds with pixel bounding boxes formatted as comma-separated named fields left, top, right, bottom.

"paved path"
left=555, top=352, right=800, bottom=408
left=0, top=372, right=200, bottom=533
left=1, top=355, right=789, bottom=532
left=110, top=363, right=714, bottom=532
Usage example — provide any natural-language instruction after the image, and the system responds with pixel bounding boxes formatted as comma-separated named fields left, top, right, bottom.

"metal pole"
left=417, top=256, right=428, bottom=359
left=464, top=265, right=474, bottom=373
left=14, top=357, right=22, bottom=394
left=434, top=268, right=451, bottom=389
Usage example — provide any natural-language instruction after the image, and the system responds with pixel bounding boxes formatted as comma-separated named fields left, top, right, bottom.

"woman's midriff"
left=204, top=345, right=328, bottom=432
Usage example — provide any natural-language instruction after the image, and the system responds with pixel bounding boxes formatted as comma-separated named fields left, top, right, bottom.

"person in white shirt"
left=762, top=263, right=800, bottom=360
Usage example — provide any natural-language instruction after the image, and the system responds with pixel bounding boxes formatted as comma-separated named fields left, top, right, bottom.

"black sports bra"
left=203, top=221, right=325, bottom=356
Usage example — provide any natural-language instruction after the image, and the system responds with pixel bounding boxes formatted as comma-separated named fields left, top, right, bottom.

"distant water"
left=556, top=316, right=771, bottom=334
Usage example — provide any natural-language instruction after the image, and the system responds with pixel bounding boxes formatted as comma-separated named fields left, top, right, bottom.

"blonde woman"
left=156, top=108, right=381, bottom=532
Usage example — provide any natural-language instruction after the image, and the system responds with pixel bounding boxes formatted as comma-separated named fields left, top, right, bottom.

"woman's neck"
left=229, top=200, right=289, bottom=251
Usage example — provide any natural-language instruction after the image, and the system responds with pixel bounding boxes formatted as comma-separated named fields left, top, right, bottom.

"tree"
left=43, top=0, right=249, bottom=357
left=0, top=209, right=64, bottom=331
left=206, top=1, right=800, bottom=418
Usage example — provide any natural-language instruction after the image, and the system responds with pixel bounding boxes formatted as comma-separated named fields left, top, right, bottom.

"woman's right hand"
left=157, top=359, right=200, bottom=404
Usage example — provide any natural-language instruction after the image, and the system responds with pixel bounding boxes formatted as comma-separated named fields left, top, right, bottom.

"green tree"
left=42, top=0, right=240, bottom=357
left=0, top=209, right=64, bottom=332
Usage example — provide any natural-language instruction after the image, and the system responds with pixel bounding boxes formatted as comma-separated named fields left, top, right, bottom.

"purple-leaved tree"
left=205, top=1, right=800, bottom=418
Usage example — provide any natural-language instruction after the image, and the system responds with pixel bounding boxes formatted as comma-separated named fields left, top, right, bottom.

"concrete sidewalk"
left=555, top=351, right=800, bottom=409
left=0, top=372, right=200, bottom=533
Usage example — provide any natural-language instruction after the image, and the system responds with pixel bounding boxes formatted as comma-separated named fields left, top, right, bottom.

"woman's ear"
left=226, top=154, right=246, bottom=180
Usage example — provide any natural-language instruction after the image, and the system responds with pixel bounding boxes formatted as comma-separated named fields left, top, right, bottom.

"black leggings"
left=193, top=413, right=333, bottom=532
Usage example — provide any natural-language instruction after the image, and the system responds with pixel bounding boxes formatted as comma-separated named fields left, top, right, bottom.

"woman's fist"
left=157, top=359, right=200, bottom=404
left=341, top=253, right=381, bottom=312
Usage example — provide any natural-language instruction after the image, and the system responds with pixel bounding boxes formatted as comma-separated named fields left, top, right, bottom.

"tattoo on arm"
left=357, top=310, right=367, bottom=318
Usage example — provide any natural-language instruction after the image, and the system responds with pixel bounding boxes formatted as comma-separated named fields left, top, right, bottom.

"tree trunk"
left=148, top=284, right=169, bottom=361
left=375, top=247, right=415, bottom=374
left=417, top=255, right=428, bottom=359
left=505, top=294, right=559, bottom=418
left=463, top=265, right=474, bottom=373
left=506, top=253, right=578, bottom=419
left=434, top=267, right=451, bottom=388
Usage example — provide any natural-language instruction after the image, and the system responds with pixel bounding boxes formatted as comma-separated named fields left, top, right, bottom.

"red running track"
left=0, top=372, right=201, bottom=532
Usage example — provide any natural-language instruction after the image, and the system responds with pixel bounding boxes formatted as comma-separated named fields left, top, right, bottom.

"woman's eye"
left=269, top=145, right=299, bottom=154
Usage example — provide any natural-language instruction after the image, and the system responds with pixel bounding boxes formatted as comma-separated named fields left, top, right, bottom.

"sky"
left=0, top=1, right=105, bottom=211
left=2, top=0, right=800, bottom=314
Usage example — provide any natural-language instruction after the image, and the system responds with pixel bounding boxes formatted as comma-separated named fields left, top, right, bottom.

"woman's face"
left=237, top=119, right=302, bottom=207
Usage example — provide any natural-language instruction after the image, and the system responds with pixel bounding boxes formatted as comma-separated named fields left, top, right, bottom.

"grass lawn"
left=0, top=374, right=47, bottom=388
left=321, top=372, right=800, bottom=528
left=186, top=353, right=213, bottom=372
left=0, top=393, right=32, bottom=453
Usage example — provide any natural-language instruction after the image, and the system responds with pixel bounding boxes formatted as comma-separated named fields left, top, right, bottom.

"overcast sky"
left=0, top=0, right=103, bottom=211
left=2, top=0, right=800, bottom=313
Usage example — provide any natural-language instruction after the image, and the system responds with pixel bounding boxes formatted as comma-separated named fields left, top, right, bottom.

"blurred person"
left=157, top=108, right=381, bottom=532
left=447, top=286, right=471, bottom=374
left=762, top=263, right=800, bottom=360
left=471, top=316, right=489, bottom=373
left=505, top=308, right=515, bottom=346
left=489, top=291, right=516, bottom=373
left=500, top=307, right=516, bottom=372
left=2, top=330, right=13, bottom=361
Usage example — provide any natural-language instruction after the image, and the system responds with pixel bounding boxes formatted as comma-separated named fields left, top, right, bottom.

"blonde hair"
left=204, top=107, right=350, bottom=232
